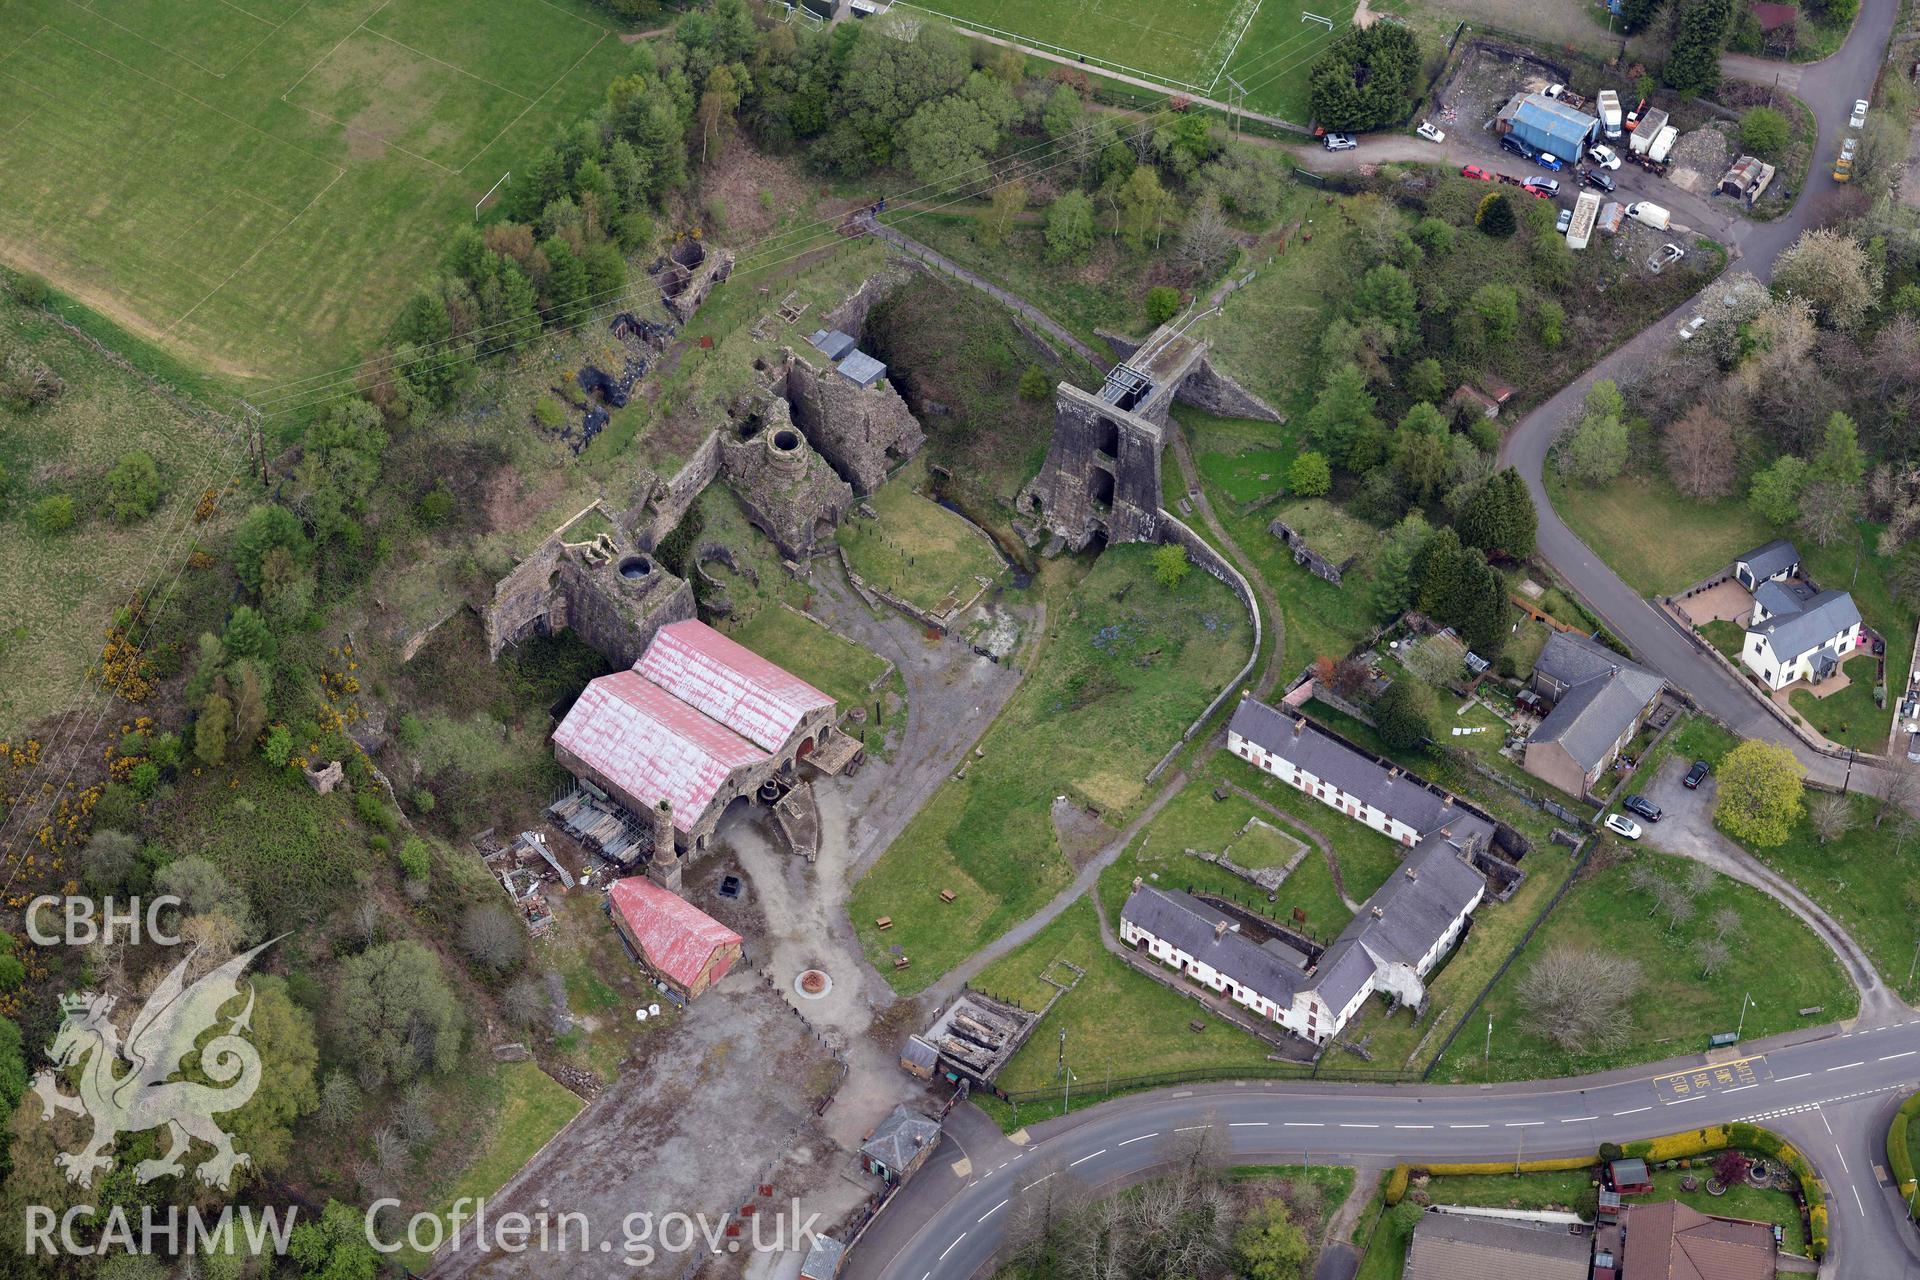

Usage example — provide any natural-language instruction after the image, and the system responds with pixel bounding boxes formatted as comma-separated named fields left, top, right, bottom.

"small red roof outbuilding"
left=607, top=877, right=743, bottom=999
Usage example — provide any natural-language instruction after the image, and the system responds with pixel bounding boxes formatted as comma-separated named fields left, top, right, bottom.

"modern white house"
left=1740, top=580, right=1863, bottom=691
left=1125, top=695, right=1492, bottom=1046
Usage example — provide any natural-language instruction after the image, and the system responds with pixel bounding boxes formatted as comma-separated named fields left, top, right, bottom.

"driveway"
left=1640, top=756, right=1897, bottom=1016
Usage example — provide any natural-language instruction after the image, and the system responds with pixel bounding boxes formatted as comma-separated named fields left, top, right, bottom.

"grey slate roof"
left=1121, top=885, right=1311, bottom=1004
left=1312, top=836, right=1487, bottom=1010
left=836, top=350, right=887, bottom=387
left=1749, top=586, right=1861, bottom=661
left=800, top=1235, right=846, bottom=1280
left=1404, top=1210, right=1592, bottom=1280
left=860, top=1104, right=940, bottom=1172
left=1529, top=633, right=1664, bottom=773
left=1228, top=698, right=1458, bottom=836
left=807, top=329, right=857, bottom=361
left=1738, top=538, right=1800, bottom=582
left=900, top=1036, right=939, bottom=1071
left=1753, top=578, right=1813, bottom=617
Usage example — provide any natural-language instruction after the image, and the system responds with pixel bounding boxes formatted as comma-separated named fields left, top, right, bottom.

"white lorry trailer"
left=1598, top=89, right=1623, bottom=140
left=1566, top=190, right=1602, bottom=250
left=1629, top=108, right=1668, bottom=153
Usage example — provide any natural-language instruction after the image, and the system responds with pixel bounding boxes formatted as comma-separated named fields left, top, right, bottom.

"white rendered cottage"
left=1740, top=580, right=1862, bottom=691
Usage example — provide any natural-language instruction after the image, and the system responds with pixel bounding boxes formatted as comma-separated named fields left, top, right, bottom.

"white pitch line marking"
left=1827, top=1061, right=1864, bottom=1072
left=1613, top=1107, right=1652, bottom=1116
left=979, top=1200, right=1007, bottom=1223
left=1068, top=1150, right=1106, bottom=1168
left=1776, top=1072, right=1811, bottom=1083
left=939, top=1234, right=967, bottom=1261
left=1881, top=1051, right=1916, bottom=1061
left=1118, top=1133, right=1157, bottom=1146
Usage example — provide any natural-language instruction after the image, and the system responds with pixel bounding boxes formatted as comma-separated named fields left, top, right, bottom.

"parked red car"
left=1460, top=164, right=1496, bottom=181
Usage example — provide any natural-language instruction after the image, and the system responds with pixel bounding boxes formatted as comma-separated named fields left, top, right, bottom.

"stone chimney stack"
left=1214, top=919, right=1230, bottom=941
left=647, top=800, right=682, bottom=892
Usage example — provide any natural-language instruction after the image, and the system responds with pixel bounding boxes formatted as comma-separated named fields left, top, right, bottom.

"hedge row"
left=1384, top=1164, right=1410, bottom=1207
left=1890, top=1092, right=1920, bottom=1220
left=1419, top=1155, right=1597, bottom=1176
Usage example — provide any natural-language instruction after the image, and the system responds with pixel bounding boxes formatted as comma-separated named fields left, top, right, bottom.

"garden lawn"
left=1744, top=790, right=1920, bottom=1002
left=1096, top=759, right=1376, bottom=946
left=1546, top=469, right=1771, bottom=597
left=850, top=545, right=1250, bottom=991
left=0, top=294, right=240, bottom=737
left=0, top=0, right=632, bottom=379
left=967, top=896, right=1280, bottom=1123
left=390, top=1061, right=585, bottom=1271
left=1799, top=521, right=1916, bottom=752
left=722, top=604, right=891, bottom=712
left=1700, top=619, right=1746, bottom=660
left=1789, top=659, right=1888, bottom=752
left=1434, top=847, right=1858, bottom=1082
left=837, top=460, right=1004, bottom=614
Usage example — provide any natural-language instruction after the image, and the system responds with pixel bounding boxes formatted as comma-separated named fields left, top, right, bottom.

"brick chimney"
left=1214, top=919, right=1230, bottom=941
left=1292, top=717, right=1305, bottom=736
left=647, top=799, right=681, bottom=891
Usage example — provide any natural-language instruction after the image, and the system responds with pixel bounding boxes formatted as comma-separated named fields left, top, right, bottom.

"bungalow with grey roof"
left=1522, top=632, right=1665, bottom=798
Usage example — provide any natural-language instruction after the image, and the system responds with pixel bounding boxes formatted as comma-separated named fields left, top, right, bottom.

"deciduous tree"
left=1235, top=1199, right=1311, bottom=1280
left=1288, top=451, right=1332, bottom=498
left=1151, top=543, right=1192, bottom=589
left=1519, top=946, right=1644, bottom=1051
left=1044, top=191, right=1095, bottom=264
left=1714, top=739, right=1805, bottom=847
left=1664, top=403, right=1738, bottom=500
left=1773, top=229, right=1883, bottom=330
left=1750, top=454, right=1810, bottom=525
left=1809, top=791, right=1853, bottom=843
left=331, top=941, right=464, bottom=1086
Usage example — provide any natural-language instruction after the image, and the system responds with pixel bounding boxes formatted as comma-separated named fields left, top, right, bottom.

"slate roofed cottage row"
left=606, top=876, right=743, bottom=992
left=637, top=619, right=835, bottom=753
left=551, top=670, right=769, bottom=833
left=1227, top=696, right=1463, bottom=838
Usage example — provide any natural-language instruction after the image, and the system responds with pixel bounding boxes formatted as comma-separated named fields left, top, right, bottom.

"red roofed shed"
left=607, top=876, right=743, bottom=999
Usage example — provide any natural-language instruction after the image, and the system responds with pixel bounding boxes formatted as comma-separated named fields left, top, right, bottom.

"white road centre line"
left=1339, top=1123, right=1380, bottom=1129
left=1836, top=1148, right=1850, bottom=1174
left=1284, top=1122, right=1324, bottom=1128
left=1118, top=1133, right=1157, bottom=1146
left=1561, top=1116, right=1598, bottom=1123
left=1664, top=1095, right=1703, bottom=1106
left=979, top=1200, right=1008, bottom=1223
left=1394, top=1124, right=1434, bottom=1130
left=1229, top=1122, right=1269, bottom=1128
left=939, top=1234, right=967, bottom=1261
left=1776, top=1072, right=1811, bottom=1083
left=1881, top=1051, right=1916, bottom=1061
left=1068, top=1150, right=1106, bottom=1168
left=1820, top=1108, right=1834, bottom=1136
left=1613, top=1107, right=1652, bottom=1116
left=1854, top=1186, right=1866, bottom=1215
left=1506, top=1121, right=1544, bottom=1128
left=1450, top=1123, right=1490, bottom=1129
left=1029, top=1172, right=1056, bottom=1187
left=1827, top=1061, right=1864, bottom=1072
left=1723, top=1084, right=1756, bottom=1094
left=1174, top=1125, right=1210, bottom=1133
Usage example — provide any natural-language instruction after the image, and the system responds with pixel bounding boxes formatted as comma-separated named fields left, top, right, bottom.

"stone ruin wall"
left=1096, top=328, right=1284, bottom=424
left=1020, top=385, right=1164, bottom=551
left=632, top=430, right=723, bottom=552
left=780, top=352, right=925, bottom=496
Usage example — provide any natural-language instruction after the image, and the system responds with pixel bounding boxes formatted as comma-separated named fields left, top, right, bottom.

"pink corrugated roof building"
left=607, top=876, right=742, bottom=997
left=638, top=620, right=835, bottom=752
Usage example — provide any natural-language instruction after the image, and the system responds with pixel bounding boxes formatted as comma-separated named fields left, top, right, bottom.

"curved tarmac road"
left=1499, top=0, right=1905, bottom=795
left=869, top=1019, right=1920, bottom=1279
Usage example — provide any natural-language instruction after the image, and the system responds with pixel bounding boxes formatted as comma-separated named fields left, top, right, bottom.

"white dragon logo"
left=30, top=938, right=279, bottom=1190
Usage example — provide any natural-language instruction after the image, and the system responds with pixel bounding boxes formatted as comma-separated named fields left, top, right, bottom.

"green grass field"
left=0, top=0, right=631, bottom=380
left=850, top=545, right=1249, bottom=991
left=837, top=459, right=1005, bottom=614
left=0, top=295, right=241, bottom=737
left=1434, top=846, right=1858, bottom=1082
left=1546, top=470, right=1771, bottom=597
left=723, top=605, right=892, bottom=713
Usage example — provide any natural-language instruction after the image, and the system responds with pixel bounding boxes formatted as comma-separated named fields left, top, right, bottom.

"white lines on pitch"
left=1067, top=1150, right=1106, bottom=1168
left=1826, top=1061, right=1863, bottom=1072
left=979, top=1201, right=1007, bottom=1223
left=939, top=1234, right=967, bottom=1261
left=1118, top=1133, right=1157, bottom=1146
left=1613, top=1107, right=1652, bottom=1116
